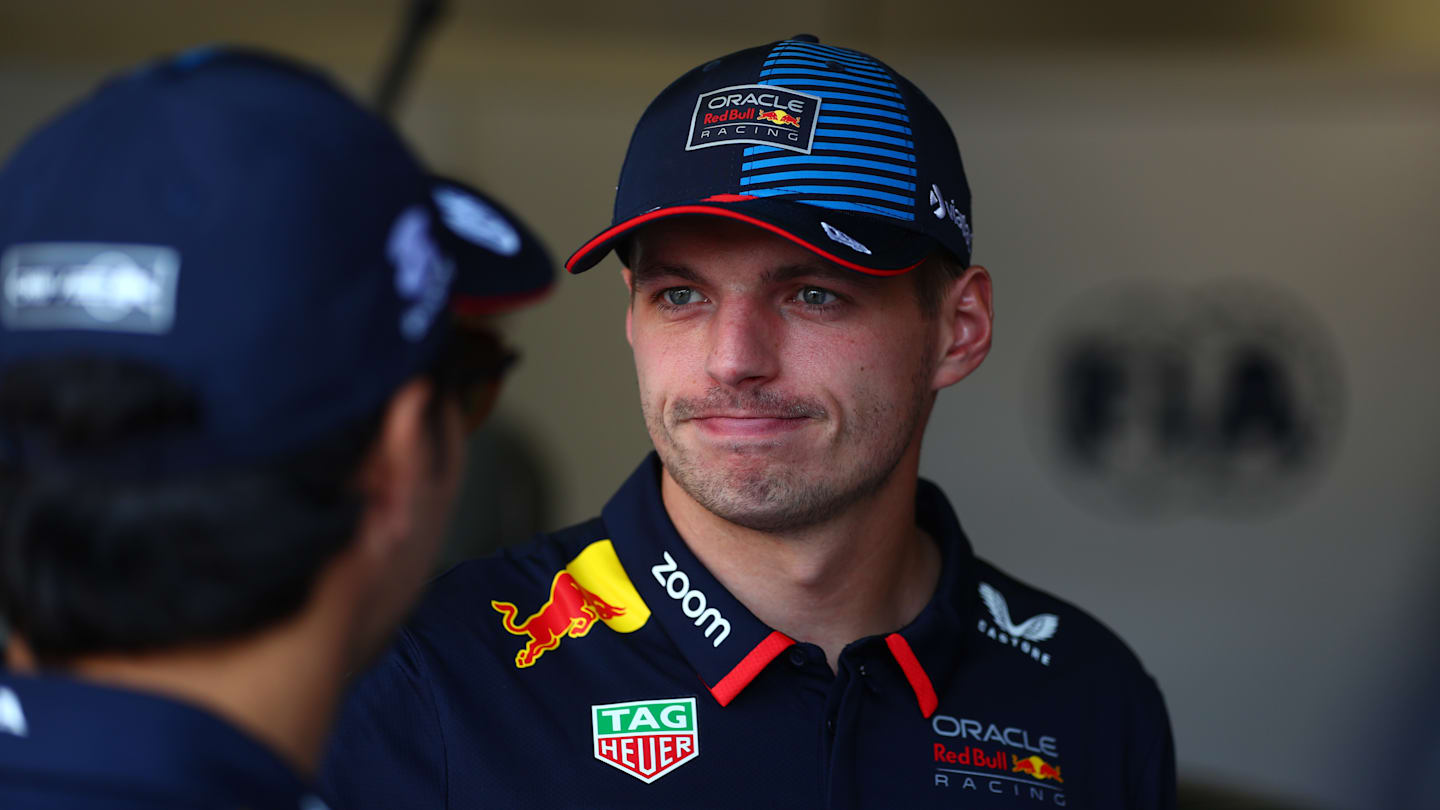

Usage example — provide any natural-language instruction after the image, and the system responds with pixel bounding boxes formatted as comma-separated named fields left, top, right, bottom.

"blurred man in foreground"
left=0, top=48, right=550, bottom=808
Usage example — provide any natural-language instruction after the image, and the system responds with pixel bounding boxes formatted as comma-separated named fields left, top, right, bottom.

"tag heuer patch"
left=592, top=697, right=698, bottom=783
left=687, top=84, right=821, bottom=154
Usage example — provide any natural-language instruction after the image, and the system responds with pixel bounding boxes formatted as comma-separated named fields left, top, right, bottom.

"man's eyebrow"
left=631, top=260, right=872, bottom=288
left=762, top=263, right=873, bottom=287
left=630, top=263, right=702, bottom=287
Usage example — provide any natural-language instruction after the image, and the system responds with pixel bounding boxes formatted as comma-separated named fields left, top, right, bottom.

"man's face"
left=625, top=217, right=940, bottom=533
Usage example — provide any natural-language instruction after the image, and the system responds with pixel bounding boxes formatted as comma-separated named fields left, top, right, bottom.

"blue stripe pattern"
left=814, top=128, right=913, bottom=148
left=820, top=116, right=912, bottom=135
left=825, top=103, right=909, bottom=122
left=741, top=170, right=916, bottom=192
left=742, top=155, right=917, bottom=177
left=763, top=58, right=891, bottom=80
left=743, top=186, right=916, bottom=206
left=749, top=140, right=915, bottom=163
left=759, top=75, right=903, bottom=99
left=739, top=40, right=917, bottom=221
left=758, top=67, right=898, bottom=91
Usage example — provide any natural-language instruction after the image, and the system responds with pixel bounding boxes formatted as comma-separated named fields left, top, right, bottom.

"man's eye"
left=798, top=287, right=838, bottom=307
left=663, top=288, right=700, bottom=306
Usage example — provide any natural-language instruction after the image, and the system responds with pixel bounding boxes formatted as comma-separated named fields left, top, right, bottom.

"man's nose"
left=705, top=298, right=779, bottom=388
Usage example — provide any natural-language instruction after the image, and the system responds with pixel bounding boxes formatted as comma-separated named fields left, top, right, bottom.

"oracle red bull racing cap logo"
left=491, top=539, right=650, bottom=668
left=686, top=84, right=821, bottom=154
left=592, top=697, right=699, bottom=783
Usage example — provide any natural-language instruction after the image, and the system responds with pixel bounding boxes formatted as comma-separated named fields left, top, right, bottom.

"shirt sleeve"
left=1129, top=675, right=1177, bottom=810
left=318, top=630, right=447, bottom=810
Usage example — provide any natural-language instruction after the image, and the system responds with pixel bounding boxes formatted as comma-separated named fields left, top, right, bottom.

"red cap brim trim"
left=450, top=284, right=554, bottom=317
left=566, top=205, right=925, bottom=277
left=706, top=630, right=795, bottom=707
left=886, top=633, right=939, bottom=718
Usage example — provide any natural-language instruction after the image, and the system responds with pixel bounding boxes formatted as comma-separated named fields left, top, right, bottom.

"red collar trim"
left=885, top=633, right=939, bottom=718
left=705, top=631, right=795, bottom=707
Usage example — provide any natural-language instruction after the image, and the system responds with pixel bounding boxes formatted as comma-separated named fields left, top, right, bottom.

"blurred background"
left=2, top=2, right=1437, bottom=807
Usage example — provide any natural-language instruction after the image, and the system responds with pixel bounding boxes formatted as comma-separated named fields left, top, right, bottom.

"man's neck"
left=660, top=460, right=941, bottom=673
left=49, top=583, right=353, bottom=778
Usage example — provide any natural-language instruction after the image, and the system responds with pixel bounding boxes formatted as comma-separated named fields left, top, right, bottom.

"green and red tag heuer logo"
left=591, top=697, right=699, bottom=783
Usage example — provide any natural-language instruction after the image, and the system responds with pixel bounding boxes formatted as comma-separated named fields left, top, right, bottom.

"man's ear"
left=622, top=267, right=636, bottom=347
left=931, top=265, right=993, bottom=391
left=353, top=378, right=437, bottom=563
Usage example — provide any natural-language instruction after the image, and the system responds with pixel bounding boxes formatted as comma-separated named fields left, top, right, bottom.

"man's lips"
left=686, top=414, right=813, bottom=438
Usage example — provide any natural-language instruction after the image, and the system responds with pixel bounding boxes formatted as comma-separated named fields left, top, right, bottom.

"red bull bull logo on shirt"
left=1013, top=754, right=1063, bottom=783
left=491, top=539, right=650, bottom=668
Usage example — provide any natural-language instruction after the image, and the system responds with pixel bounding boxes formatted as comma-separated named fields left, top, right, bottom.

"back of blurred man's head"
left=0, top=49, right=538, bottom=668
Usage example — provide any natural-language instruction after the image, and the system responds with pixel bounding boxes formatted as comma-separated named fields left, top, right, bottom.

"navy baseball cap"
left=0, top=47, right=553, bottom=473
left=566, top=35, right=974, bottom=276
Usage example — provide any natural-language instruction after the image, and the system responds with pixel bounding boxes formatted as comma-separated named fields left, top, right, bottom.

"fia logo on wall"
left=1032, top=279, right=1343, bottom=518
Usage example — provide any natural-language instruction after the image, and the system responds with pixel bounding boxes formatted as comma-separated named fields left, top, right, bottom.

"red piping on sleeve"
left=886, top=633, right=939, bottom=718
left=565, top=205, right=924, bottom=277
left=706, top=631, right=795, bottom=707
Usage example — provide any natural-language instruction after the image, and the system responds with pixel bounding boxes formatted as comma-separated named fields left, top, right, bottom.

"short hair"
left=0, top=350, right=462, bottom=666
left=912, top=250, right=968, bottom=319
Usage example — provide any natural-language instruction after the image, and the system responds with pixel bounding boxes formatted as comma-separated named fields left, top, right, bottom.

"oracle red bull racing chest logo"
left=686, top=84, right=821, bottom=154
left=592, top=697, right=699, bottom=783
left=932, top=714, right=1067, bottom=805
left=491, top=539, right=650, bottom=668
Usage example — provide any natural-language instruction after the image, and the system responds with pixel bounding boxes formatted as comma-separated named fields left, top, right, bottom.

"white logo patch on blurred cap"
left=387, top=206, right=454, bottom=341
left=1, top=243, right=180, bottom=334
left=0, top=686, right=27, bottom=738
left=433, top=186, right=521, bottom=257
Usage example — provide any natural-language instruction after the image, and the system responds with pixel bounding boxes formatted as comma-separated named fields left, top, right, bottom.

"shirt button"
left=788, top=648, right=807, bottom=667
left=857, top=664, right=868, bottom=677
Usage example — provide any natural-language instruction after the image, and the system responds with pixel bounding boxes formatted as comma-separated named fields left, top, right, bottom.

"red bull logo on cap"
left=491, top=539, right=650, bottom=668
left=756, top=109, right=801, bottom=127
left=1012, top=754, right=1063, bottom=783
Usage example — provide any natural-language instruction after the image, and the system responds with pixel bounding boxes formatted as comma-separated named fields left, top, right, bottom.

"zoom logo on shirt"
left=651, top=552, right=730, bottom=647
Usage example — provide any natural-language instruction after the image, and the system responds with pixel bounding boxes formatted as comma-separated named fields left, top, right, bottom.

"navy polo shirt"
left=0, top=671, right=326, bottom=809
left=321, top=454, right=1175, bottom=809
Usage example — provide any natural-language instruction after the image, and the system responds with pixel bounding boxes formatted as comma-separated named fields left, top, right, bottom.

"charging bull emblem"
left=492, top=571, right=624, bottom=668
left=1012, top=754, right=1063, bottom=783
left=757, top=109, right=801, bottom=127
left=491, top=540, right=652, bottom=668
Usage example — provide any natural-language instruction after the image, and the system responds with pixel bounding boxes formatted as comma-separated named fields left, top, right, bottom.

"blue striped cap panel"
left=741, top=41, right=918, bottom=222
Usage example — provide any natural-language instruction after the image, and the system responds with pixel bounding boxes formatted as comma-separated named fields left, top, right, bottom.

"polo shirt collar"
left=602, top=454, right=979, bottom=718
left=0, top=671, right=323, bottom=810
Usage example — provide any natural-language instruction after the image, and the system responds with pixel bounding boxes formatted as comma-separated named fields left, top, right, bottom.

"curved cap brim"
left=566, top=197, right=936, bottom=276
left=430, top=176, right=555, bottom=316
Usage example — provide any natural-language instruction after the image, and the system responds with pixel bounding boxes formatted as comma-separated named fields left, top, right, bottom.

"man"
left=0, top=48, right=551, bottom=808
left=322, top=35, right=1175, bottom=809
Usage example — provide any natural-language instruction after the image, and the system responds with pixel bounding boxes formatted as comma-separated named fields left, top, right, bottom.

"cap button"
left=790, top=34, right=820, bottom=43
